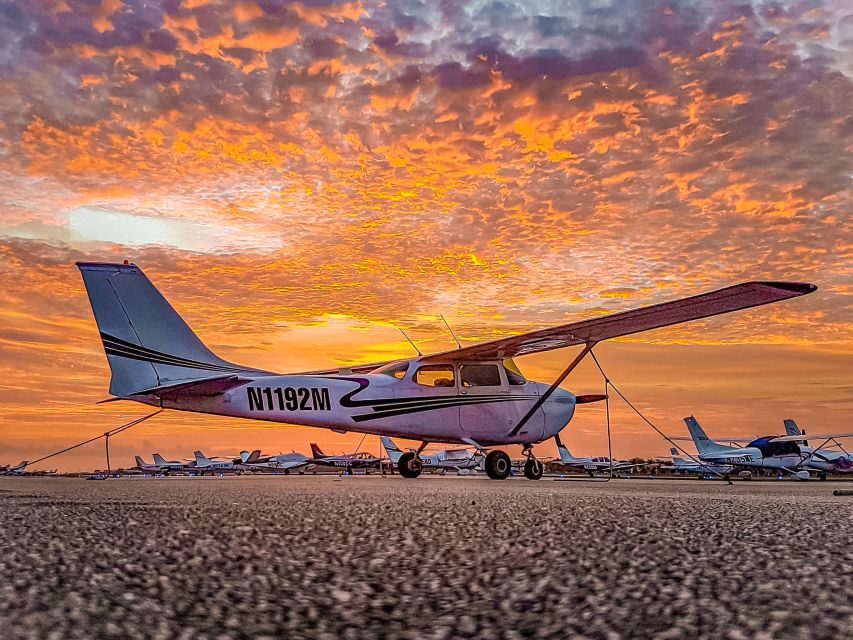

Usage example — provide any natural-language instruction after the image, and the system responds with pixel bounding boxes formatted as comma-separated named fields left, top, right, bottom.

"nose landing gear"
left=522, top=444, right=543, bottom=480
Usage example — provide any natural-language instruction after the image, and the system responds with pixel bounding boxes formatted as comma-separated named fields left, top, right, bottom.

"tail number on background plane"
left=247, top=387, right=331, bottom=412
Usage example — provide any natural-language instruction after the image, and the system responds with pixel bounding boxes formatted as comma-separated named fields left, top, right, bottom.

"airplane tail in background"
left=784, top=419, right=801, bottom=436
left=194, top=451, right=209, bottom=465
left=669, top=448, right=689, bottom=467
left=557, top=443, right=582, bottom=464
left=784, top=419, right=808, bottom=445
left=380, top=437, right=404, bottom=464
left=684, top=416, right=735, bottom=455
left=153, top=453, right=168, bottom=465
left=134, top=456, right=147, bottom=467
left=76, top=262, right=260, bottom=398
left=309, top=443, right=326, bottom=459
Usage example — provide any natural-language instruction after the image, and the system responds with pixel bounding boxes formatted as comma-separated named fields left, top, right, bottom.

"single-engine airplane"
left=553, top=437, right=648, bottom=477
left=3, top=461, right=29, bottom=476
left=76, top=261, right=816, bottom=480
left=658, top=447, right=734, bottom=478
left=309, top=443, right=380, bottom=473
left=381, top=437, right=483, bottom=473
left=237, top=450, right=312, bottom=473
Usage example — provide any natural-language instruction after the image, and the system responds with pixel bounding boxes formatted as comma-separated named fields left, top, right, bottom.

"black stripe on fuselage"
left=351, top=395, right=528, bottom=422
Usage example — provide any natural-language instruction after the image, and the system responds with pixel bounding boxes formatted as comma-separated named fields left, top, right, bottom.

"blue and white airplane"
left=381, top=437, right=482, bottom=473
left=76, top=261, right=815, bottom=481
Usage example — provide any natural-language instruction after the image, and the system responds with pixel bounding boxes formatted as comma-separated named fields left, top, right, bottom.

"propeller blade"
left=575, top=394, right=608, bottom=404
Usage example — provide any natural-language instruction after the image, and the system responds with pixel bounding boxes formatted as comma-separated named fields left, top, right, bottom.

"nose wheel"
left=524, top=457, right=544, bottom=480
left=521, top=444, right=544, bottom=480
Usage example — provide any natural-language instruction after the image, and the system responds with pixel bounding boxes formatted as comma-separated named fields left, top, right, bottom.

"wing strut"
left=508, top=342, right=597, bottom=437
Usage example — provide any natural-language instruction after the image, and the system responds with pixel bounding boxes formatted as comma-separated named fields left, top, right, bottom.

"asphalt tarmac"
left=1, top=476, right=851, bottom=640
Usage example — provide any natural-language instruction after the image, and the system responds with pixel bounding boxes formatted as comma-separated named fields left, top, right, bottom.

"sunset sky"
left=0, top=0, right=851, bottom=471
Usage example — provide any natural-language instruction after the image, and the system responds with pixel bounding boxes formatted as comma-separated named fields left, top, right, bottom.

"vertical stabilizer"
left=557, top=443, right=582, bottom=464
left=380, top=437, right=404, bottom=464
left=76, top=262, right=259, bottom=398
left=309, top=443, right=326, bottom=459
left=684, top=416, right=736, bottom=454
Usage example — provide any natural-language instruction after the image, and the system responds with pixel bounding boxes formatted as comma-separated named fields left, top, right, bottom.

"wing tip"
left=754, top=281, right=818, bottom=295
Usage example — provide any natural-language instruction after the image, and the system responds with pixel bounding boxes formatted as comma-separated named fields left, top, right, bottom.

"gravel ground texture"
left=1, top=476, right=852, bottom=640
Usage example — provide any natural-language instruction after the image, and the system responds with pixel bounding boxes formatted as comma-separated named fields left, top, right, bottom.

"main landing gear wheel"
left=398, top=452, right=423, bottom=479
left=524, top=458, right=544, bottom=480
left=485, top=450, right=511, bottom=480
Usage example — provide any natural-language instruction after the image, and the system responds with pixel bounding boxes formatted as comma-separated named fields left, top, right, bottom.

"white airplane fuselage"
left=698, top=447, right=802, bottom=470
left=144, top=360, right=575, bottom=447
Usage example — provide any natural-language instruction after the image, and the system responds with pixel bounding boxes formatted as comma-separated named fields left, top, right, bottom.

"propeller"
left=575, top=394, right=608, bottom=404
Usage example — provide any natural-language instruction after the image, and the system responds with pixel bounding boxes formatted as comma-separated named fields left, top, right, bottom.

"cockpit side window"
left=415, top=365, right=456, bottom=388
left=374, top=361, right=409, bottom=379
left=460, top=364, right=501, bottom=387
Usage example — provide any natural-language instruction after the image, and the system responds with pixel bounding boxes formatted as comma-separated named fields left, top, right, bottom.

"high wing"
left=771, top=433, right=853, bottom=442
left=666, top=436, right=755, bottom=444
left=420, top=281, right=816, bottom=362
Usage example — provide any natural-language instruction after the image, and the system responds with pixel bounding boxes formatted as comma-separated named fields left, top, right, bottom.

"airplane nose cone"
left=544, top=388, right=576, bottom=436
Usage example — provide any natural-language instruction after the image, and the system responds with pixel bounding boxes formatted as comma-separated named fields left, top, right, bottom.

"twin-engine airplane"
left=76, top=262, right=816, bottom=480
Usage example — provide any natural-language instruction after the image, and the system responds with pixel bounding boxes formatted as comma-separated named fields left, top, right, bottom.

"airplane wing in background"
left=419, top=281, right=816, bottom=362
left=771, top=433, right=853, bottom=442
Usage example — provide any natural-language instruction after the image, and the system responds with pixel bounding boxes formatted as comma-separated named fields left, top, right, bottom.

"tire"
left=398, top=452, right=423, bottom=479
left=524, top=458, right=544, bottom=480
left=485, top=450, right=511, bottom=480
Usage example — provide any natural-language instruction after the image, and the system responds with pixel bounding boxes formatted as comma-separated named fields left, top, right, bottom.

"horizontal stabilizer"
left=129, top=375, right=250, bottom=399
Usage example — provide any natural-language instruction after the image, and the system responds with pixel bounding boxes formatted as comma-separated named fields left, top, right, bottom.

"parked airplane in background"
left=134, top=456, right=165, bottom=474
left=192, top=451, right=236, bottom=474
left=381, top=437, right=482, bottom=476
left=238, top=450, right=311, bottom=473
left=77, top=261, right=815, bottom=481
left=769, top=432, right=853, bottom=478
left=309, top=443, right=379, bottom=473
left=3, top=461, right=28, bottom=476
left=152, top=454, right=188, bottom=472
left=685, top=416, right=814, bottom=479
left=659, top=447, right=734, bottom=478
left=554, top=437, right=647, bottom=477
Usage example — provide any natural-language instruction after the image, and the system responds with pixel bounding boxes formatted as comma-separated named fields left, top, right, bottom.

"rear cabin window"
left=415, top=365, right=456, bottom=388
left=461, top=364, right=502, bottom=387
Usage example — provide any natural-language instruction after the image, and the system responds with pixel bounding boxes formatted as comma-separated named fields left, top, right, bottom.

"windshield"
left=372, top=361, right=409, bottom=379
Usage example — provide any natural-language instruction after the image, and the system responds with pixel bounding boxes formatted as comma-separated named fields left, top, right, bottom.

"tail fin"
left=784, top=419, right=801, bottom=436
left=557, top=443, right=581, bottom=464
left=245, top=449, right=261, bottom=463
left=134, top=455, right=147, bottom=467
left=76, top=262, right=256, bottom=398
left=684, top=416, right=735, bottom=454
left=380, top=437, right=403, bottom=463
left=153, top=453, right=168, bottom=465
left=194, top=451, right=208, bottom=465
left=309, top=443, right=326, bottom=459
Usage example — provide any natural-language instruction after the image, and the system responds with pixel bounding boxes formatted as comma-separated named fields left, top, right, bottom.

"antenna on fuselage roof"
left=439, top=314, right=462, bottom=350
left=399, top=328, right=422, bottom=356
